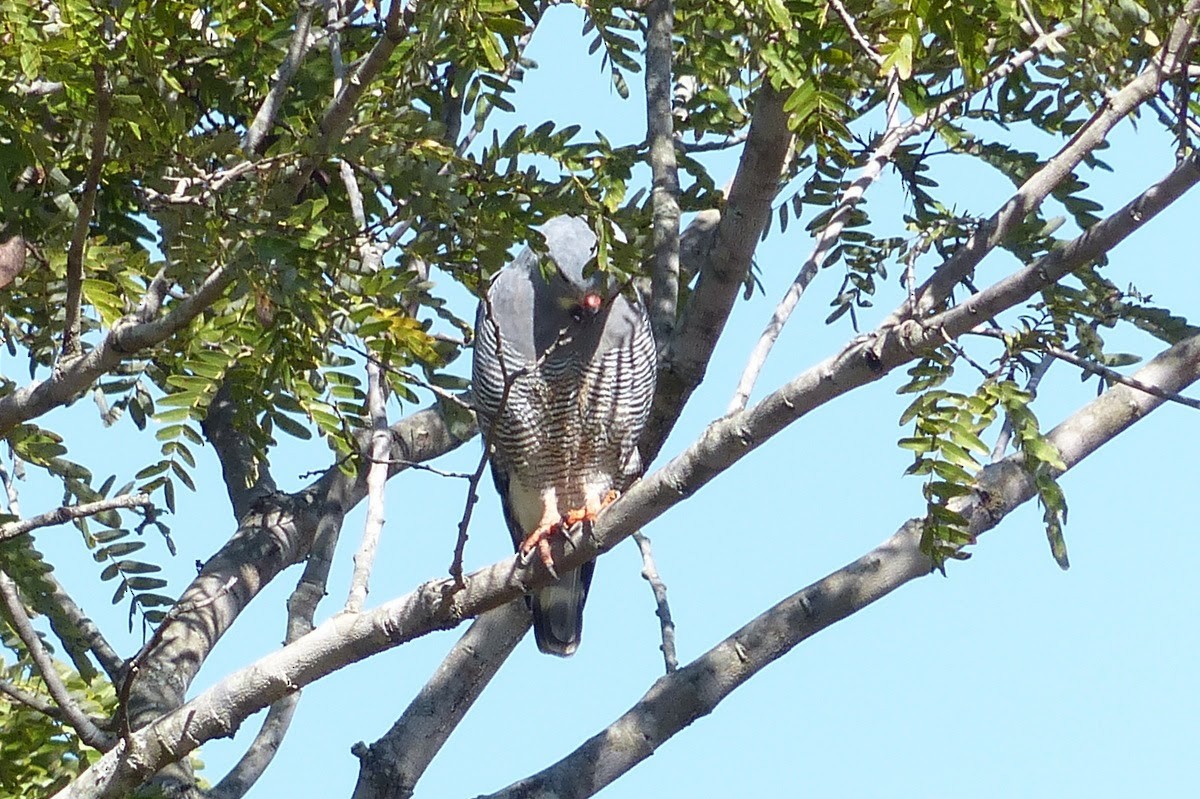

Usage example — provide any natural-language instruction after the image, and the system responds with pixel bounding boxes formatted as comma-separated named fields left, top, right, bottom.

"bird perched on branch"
left=472, top=216, right=656, bottom=656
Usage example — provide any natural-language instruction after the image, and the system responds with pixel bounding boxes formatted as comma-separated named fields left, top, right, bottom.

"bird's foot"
left=521, top=492, right=621, bottom=578
left=561, top=490, right=620, bottom=527
left=519, top=524, right=561, bottom=579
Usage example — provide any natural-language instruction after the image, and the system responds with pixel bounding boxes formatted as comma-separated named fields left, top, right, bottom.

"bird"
left=471, top=216, right=656, bottom=656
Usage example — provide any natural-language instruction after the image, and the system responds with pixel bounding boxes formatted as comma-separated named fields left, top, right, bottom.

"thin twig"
left=0, top=569, right=114, bottom=750
left=990, top=353, right=1054, bottom=460
left=0, top=494, right=153, bottom=543
left=971, top=328, right=1200, bottom=411
left=827, top=0, right=885, bottom=66
left=632, top=532, right=677, bottom=673
left=681, top=132, right=750, bottom=153
left=62, top=61, right=113, bottom=358
left=645, top=0, right=681, bottom=346
left=0, top=678, right=63, bottom=717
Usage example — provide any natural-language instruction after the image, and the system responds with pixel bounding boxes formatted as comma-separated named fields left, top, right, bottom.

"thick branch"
left=643, top=84, right=792, bottom=462
left=349, top=600, right=530, bottom=799
left=478, top=330, right=1200, bottom=799
left=644, top=0, right=681, bottom=346
left=208, top=491, right=342, bottom=799
left=123, top=402, right=472, bottom=740
left=201, top=382, right=279, bottom=521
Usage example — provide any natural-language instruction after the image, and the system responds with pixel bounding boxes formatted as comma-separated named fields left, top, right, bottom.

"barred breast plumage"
left=472, top=216, right=656, bottom=656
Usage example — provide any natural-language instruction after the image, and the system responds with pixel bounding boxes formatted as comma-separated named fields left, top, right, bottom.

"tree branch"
left=970, top=328, right=1200, bottom=411
left=645, top=0, right=681, bottom=346
left=243, top=0, right=319, bottom=156
left=0, top=569, right=114, bottom=750
left=0, top=494, right=153, bottom=544
left=477, top=329, right=1200, bottom=799
left=643, top=83, right=792, bottom=462
left=633, top=531, right=677, bottom=673
left=69, top=146, right=1200, bottom=799
left=122, top=401, right=473, bottom=753
left=0, top=263, right=236, bottom=437
left=349, top=600, right=530, bottom=799
left=346, top=358, right=391, bottom=612
left=61, top=61, right=112, bottom=358
left=208, top=489, right=343, bottom=799
left=827, top=0, right=885, bottom=66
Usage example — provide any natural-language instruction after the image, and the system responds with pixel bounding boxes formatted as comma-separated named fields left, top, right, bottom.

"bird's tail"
left=530, top=560, right=595, bottom=657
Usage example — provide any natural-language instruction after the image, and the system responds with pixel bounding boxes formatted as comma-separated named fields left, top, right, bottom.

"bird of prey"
left=472, top=216, right=656, bottom=656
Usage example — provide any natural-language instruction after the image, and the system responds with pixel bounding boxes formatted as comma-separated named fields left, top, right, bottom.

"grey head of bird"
left=528, top=216, right=625, bottom=355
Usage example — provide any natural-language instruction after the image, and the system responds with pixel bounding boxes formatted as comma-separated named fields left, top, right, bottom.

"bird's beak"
left=582, top=292, right=603, bottom=315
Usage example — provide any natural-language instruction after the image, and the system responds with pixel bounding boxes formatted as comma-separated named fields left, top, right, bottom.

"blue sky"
left=14, top=5, right=1200, bottom=797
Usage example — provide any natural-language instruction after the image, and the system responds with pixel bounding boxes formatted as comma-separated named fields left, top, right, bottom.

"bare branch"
left=632, top=532, right=677, bottom=673
left=62, top=319, right=1200, bottom=799
left=208, top=492, right=342, bottom=799
left=645, top=0, right=681, bottom=346
left=346, top=358, right=391, bottom=612
left=350, top=601, right=530, bottom=799
left=243, top=0, right=319, bottom=156
left=58, top=142, right=1200, bottom=799
left=201, top=382, right=280, bottom=522
left=478, top=330, right=1200, bottom=799
left=0, top=494, right=153, bottom=544
left=0, top=569, right=114, bottom=750
left=62, top=62, right=113, bottom=358
left=121, top=401, right=473, bottom=757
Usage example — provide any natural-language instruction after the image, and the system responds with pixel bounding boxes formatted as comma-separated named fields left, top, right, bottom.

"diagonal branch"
left=644, top=0, right=681, bottom=346
left=895, top=2, right=1200, bottom=323
left=208, top=491, right=343, bottom=799
left=0, top=569, right=114, bottom=750
left=243, top=0, right=319, bottom=156
left=970, top=328, right=1200, bottom=411
left=122, top=401, right=473, bottom=748
left=477, top=330, right=1200, bottom=799
left=349, top=600, right=530, bottom=799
